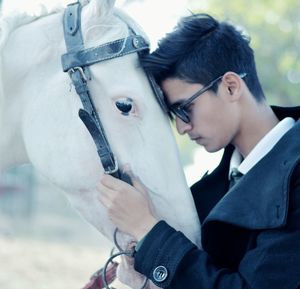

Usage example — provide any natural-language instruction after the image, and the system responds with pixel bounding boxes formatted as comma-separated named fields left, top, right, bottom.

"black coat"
left=134, top=106, right=300, bottom=289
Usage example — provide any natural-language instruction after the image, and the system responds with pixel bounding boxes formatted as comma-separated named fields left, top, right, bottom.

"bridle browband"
left=61, top=1, right=150, bottom=181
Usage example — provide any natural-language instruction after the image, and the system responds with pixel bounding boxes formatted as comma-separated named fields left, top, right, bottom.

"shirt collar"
left=204, top=119, right=300, bottom=230
left=229, top=117, right=295, bottom=177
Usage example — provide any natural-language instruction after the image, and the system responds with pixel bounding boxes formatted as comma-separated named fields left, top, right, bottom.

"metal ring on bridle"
left=113, top=228, right=123, bottom=252
left=102, top=250, right=133, bottom=289
left=102, top=237, right=148, bottom=289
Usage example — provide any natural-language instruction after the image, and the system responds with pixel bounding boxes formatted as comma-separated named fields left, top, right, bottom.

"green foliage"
left=189, top=0, right=300, bottom=106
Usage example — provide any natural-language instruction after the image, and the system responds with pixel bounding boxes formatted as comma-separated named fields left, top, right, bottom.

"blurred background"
left=0, top=0, right=299, bottom=288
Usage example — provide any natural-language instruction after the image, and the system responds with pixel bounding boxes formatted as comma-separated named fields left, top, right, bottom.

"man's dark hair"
left=142, top=13, right=265, bottom=101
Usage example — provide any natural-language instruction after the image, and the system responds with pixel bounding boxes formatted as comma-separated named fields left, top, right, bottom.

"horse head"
left=0, top=0, right=201, bottom=287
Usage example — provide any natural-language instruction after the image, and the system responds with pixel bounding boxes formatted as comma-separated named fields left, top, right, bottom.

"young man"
left=98, top=13, right=300, bottom=288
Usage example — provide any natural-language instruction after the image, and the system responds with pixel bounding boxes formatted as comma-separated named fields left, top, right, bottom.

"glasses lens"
left=180, top=109, right=190, bottom=123
left=170, top=106, right=190, bottom=123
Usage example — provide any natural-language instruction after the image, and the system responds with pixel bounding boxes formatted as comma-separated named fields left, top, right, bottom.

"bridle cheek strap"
left=62, top=2, right=154, bottom=289
left=61, top=1, right=149, bottom=180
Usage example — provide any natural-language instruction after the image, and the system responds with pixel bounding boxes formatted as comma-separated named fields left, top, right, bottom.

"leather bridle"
left=61, top=1, right=160, bottom=183
left=61, top=1, right=165, bottom=288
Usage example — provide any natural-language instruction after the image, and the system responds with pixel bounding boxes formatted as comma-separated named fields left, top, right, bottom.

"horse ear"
left=85, top=0, right=116, bottom=18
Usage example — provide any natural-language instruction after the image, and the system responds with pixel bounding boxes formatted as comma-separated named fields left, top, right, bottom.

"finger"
left=97, top=181, right=116, bottom=197
left=131, top=175, right=148, bottom=195
left=121, top=254, right=135, bottom=267
left=120, top=171, right=133, bottom=186
left=122, top=166, right=147, bottom=194
left=100, top=174, right=127, bottom=191
left=98, top=189, right=112, bottom=208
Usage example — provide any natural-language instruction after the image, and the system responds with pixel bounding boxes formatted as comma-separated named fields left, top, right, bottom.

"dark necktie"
left=229, top=168, right=244, bottom=189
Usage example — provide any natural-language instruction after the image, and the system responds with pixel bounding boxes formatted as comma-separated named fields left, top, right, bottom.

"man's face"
left=162, top=77, right=241, bottom=152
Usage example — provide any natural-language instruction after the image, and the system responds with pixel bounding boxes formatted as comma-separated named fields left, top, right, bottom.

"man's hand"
left=98, top=169, right=158, bottom=241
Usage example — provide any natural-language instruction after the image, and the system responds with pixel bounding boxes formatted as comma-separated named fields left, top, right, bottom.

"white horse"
left=0, top=0, right=201, bottom=288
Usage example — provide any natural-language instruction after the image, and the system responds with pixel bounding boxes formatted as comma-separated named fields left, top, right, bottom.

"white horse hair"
left=0, top=1, right=201, bottom=288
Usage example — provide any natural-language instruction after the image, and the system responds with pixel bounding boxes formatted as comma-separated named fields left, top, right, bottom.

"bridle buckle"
left=68, top=66, right=88, bottom=82
left=104, top=157, right=119, bottom=175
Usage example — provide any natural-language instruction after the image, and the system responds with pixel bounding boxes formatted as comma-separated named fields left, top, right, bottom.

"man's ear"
left=221, top=72, right=243, bottom=101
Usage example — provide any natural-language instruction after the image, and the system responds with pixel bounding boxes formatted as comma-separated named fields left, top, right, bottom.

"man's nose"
left=175, top=117, right=192, bottom=135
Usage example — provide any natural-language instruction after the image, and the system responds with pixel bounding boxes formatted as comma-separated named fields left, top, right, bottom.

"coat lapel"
left=203, top=120, right=300, bottom=230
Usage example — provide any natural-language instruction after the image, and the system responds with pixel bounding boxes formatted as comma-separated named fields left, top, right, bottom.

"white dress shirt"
left=229, top=117, right=295, bottom=177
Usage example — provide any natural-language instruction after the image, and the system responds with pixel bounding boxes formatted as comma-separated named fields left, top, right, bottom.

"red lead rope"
left=82, top=261, right=119, bottom=289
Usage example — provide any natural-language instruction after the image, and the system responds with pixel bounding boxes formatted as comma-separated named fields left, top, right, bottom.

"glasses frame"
left=169, top=72, right=247, bottom=123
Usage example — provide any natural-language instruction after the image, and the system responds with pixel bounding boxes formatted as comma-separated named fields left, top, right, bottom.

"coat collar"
left=203, top=119, right=300, bottom=230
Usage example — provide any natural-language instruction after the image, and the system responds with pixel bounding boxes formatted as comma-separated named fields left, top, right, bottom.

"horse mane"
left=0, top=0, right=90, bottom=36
left=0, top=6, right=64, bottom=46
left=0, top=3, right=68, bottom=115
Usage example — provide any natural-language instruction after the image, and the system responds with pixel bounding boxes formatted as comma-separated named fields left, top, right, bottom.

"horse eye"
left=115, top=98, right=134, bottom=115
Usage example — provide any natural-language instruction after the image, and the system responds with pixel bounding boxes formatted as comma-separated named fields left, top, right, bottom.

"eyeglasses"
left=168, top=72, right=247, bottom=123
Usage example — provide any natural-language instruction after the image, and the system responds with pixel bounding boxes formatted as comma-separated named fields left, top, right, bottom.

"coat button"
left=153, top=266, right=168, bottom=282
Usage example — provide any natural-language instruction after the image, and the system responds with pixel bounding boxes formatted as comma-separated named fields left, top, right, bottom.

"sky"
left=1, top=0, right=190, bottom=49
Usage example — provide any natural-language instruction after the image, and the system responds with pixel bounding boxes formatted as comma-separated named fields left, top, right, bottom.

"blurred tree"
left=189, top=0, right=300, bottom=106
